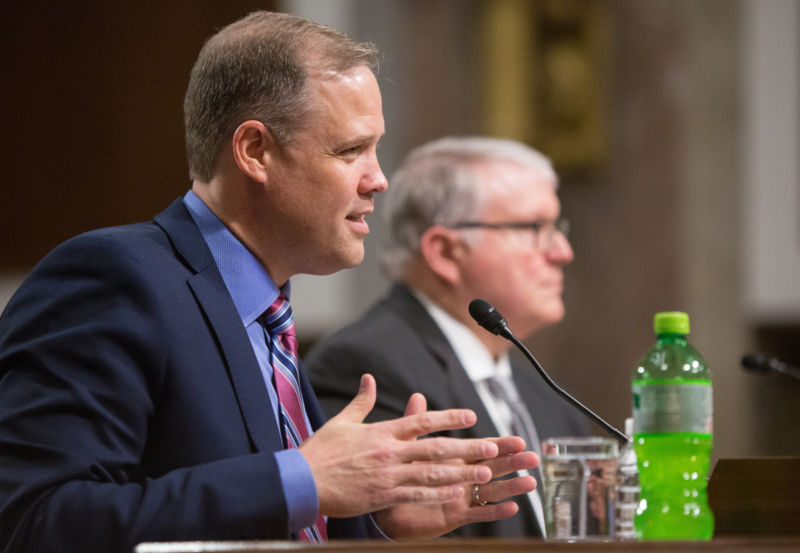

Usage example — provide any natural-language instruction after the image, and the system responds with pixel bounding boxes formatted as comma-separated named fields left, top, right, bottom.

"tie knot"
left=264, top=295, right=294, bottom=336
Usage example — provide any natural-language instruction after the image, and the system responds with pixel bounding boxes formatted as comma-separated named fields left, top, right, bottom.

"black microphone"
left=469, top=298, right=628, bottom=445
left=742, top=352, right=800, bottom=382
left=468, top=299, right=514, bottom=340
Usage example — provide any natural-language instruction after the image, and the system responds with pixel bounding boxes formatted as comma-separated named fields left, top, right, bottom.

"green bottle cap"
left=654, top=311, right=690, bottom=335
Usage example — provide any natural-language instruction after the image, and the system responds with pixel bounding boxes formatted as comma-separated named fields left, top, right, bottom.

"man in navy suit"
left=0, top=12, right=537, bottom=553
left=305, top=136, right=589, bottom=538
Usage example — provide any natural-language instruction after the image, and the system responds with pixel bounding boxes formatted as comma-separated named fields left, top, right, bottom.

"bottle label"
left=633, top=380, right=712, bottom=434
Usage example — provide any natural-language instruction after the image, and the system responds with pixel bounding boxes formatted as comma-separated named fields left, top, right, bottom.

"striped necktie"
left=263, top=295, right=328, bottom=542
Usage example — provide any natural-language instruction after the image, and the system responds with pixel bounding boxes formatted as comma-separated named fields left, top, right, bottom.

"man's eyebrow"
left=335, top=133, right=382, bottom=150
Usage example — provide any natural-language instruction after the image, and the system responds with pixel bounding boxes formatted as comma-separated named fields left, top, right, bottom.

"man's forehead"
left=305, top=68, right=379, bottom=111
left=301, top=67, right=383, bottom=140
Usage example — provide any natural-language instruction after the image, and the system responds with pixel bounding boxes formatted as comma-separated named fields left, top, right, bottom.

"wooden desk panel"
left=136, top=537, right=800, bottom=553
left=708, top=457, right=800, bottom=536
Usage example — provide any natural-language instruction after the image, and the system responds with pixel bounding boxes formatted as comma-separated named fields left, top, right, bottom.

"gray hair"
left=184, top=11, right=380, bottom=182
left=380, top=136, right=557, bottom=280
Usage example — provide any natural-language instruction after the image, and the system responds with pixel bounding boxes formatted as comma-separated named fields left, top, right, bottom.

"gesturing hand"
left=299, top=374, right=500, bottom=518
left=373, top=393, right=539, bottom=540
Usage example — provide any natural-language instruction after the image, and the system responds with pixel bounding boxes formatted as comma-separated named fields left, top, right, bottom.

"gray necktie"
left=485, top=375, right=547, bottom=535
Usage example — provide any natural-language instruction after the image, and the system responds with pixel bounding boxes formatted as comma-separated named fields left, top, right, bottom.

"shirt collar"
left=183, top=190, right=285, bottom=325
left=411, top=288, right=511, bottom=382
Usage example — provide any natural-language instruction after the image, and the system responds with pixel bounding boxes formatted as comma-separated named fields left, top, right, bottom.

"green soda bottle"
left=632, top=312, right=714, bottom=540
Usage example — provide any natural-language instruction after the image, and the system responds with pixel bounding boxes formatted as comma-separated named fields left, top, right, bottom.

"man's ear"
left=419, top=226, right=468, bottom=285
left=231, top=120, right=276, bottom=183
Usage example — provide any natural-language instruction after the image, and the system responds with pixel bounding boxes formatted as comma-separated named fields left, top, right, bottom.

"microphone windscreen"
left=469, top=298, right=506, bottom=335
left=468, top=298, right=491, bottom=321
left=741, top=353, right=770, bottom=373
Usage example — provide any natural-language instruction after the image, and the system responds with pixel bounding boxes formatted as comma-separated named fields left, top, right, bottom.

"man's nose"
left=360, top=157, right=388, bottom=195
left=547, top=231, right=574, bottom=263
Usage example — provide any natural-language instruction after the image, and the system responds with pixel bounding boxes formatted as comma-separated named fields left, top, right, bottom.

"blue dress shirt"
left=183, top=190, right=318, bottom=533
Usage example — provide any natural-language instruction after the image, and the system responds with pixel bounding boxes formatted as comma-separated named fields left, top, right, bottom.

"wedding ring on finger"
left=471, top=484, right=488, bottom=506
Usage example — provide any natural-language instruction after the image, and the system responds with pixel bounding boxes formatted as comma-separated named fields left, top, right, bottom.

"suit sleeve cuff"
left=275, top=448, right=319, bottom=532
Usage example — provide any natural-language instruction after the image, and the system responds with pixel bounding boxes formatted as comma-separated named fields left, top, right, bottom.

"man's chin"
left=542, top=303, right=566, bottom=325
left=341, top=245, right=366, bottom=269
left=514, top=305, right=566, bottom=335
left=305, top=248, right=365, bottom=276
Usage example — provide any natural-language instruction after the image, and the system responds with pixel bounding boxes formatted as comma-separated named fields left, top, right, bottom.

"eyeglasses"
left=449, top=217, right=570, bottom=251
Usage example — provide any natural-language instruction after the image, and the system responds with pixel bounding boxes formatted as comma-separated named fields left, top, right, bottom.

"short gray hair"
left=184, top=11, right=380, bottom=182
left=380, top=136, right=557, bottom=279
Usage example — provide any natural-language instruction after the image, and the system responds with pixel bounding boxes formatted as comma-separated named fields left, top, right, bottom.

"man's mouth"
left=346, top=212, right=370, bottom=234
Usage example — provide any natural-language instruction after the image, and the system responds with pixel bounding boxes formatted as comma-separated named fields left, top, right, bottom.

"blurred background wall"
left=1, top=0, right=798, bottom=464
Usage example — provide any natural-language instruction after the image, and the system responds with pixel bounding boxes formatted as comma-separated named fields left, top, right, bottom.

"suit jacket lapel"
left=387, top=284, right=500, bottom=439
left=154, top=199, right=283, bottom=453
left=388, top=285, right=542, bottom=536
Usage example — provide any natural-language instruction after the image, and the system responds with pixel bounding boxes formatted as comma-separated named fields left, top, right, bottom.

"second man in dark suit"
left=305, top=136, right=589, bottom=539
